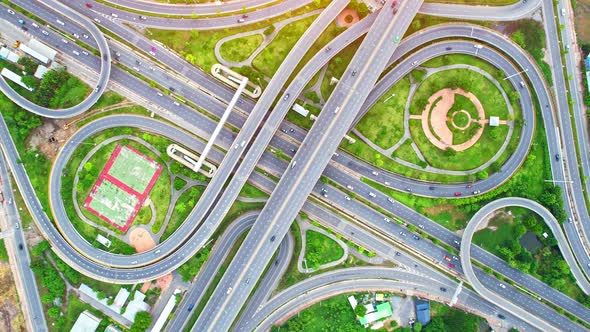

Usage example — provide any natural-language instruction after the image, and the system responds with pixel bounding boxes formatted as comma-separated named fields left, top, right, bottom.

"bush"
left=130, top=311, right=152, bottom=332
left=263, top=25, right=275, bottom=36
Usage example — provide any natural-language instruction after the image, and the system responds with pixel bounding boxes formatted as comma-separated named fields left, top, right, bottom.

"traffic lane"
left=419, top=0, right=539, bottom=21
left=1, top=0, right=110, bottom=118
left=192, top=2, right=422, bottom=329
left=100, top=0, right=304, bottom=15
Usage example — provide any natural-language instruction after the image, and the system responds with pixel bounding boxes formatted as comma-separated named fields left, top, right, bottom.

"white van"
left=111, top=13, right=118, bottom=18
left=369, top=192, right=377, bottom=198
left=56, top=19, right=65, bottom=26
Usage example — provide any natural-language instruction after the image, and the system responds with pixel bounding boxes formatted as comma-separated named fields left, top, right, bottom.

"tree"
left=32, top=240, right=50, bottom=257
left=130, top=311, right=152, bottom=332
left=21, top=75, right=39, bottom=89
left=414, top=321, right=423, bottom=332
left=18, top=57, right=38, bottom=75
left=97, top=291, right=107, bottom=300
left=41, top=293, right=54, bottom=304
left=47, top=306, right=60, bottom=319
left=354, top=304, right=367, bottom=317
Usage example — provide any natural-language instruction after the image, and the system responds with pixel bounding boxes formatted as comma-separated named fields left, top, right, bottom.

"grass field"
left=239, top=183, right=269, bottom=198
left=107, top=145, right=161, bottom=194
left=408, top=68, right=510, bottom=171
left=391, top=139, right=424, bottom=167
left=161, top=185, right=206, bottom=240
left=355, top=76, right=411, bottom=150
left=304, top=230, right=344, bottom=269
left=320, top=39, right=363, bottom=100
left=219, top=34, right=263, bottom=63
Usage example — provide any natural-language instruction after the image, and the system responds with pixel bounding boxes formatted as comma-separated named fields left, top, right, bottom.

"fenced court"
left=84, top=144, right=162, bottom=232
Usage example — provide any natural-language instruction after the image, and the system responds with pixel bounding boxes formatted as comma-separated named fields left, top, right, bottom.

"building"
left=113, top=287, right=130, bottom=309
left=96, top=234, right=112, bottom=248
left=1, top=68, right=33, bottom=91
left=0, top=47, right=20, bottom=63
left=151, top=288, right=182, bottom=332
left=415, top=299, right=431, bottom=325
left=28, top=39, right=57, bottom=62
left=122, top=290, right=151, bottom=322
left=33, top=65, right=49, bottom=79
left=359, top=302, right=393, bottom=326
left=489, top=116, right=500, bottom=127
left=18, top=44, right=49, bottom=65
left=71, top=310, right=101, bottom=332
left=347, top=295, right=358, bottom=309
left=104, top=325, right=122, bottom=332
left=292, top=103, right=309, bottom=117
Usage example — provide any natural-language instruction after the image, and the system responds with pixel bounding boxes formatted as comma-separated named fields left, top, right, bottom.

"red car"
left=443, top=255, right=451, bottom=262
left=448, top=263, right=456, bottom=268
left=454, top=192, right=461, bottom=196
left=85, top=3, right=92, bottom=8
left=391, top=0, right=398, bottom=7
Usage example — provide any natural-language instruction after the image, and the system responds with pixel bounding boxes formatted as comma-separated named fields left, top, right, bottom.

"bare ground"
left=0, top=264, right=25, bottom=332
left=27, top=118, right=78, bottom=161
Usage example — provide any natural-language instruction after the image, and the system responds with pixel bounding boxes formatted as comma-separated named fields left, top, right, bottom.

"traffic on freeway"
left=1, top=0, right=590, bottom=331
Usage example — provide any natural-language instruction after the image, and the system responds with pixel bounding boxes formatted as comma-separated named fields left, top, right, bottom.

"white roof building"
left=0, top=47, right=20, bottom=63
left=1, top=68, right=33, bottom=91
left=18, top=44, right=49, bottom=65
left=70, top=310, right=101, bottom=332
left=347, top=295, right=358, bottom=309
left=292, top=104, right=309, bottom=117
left=96, top=234, right=112, bottom=248
left=28, top=39, right=57, bottom=62
left=33, top=65, right=49, bottom=79
left=113, top=287, right=130, bottom=309
left=122, top=290, right=150, bottom=322
left=489, top=116, right=500, bottom=127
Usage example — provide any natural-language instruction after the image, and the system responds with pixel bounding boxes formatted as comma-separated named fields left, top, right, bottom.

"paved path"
left=296, top=217, right=348, bottom=273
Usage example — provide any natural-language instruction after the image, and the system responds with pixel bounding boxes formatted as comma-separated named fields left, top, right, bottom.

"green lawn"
left=161, top=185, right=206, bottom=240
left=473, top=209, right=517, bottom=252
left=285, top=102, right=321, bottom=131
left=219, top=34, right=263, bottom=62
left=274, top=294, right=368, bottom=332
left=239, top=183, right=269, bottom=198
left=355, top=76, right=411, bottom=150
left=0, top=240, right=8, bottom=262
left=253, top=15, right=317, bottom=77
left=391, top=139, right=425, bottom=167
left=174, top=177, right=188, bottom=191
left=49, top=76, right=90, bottom=109
left=304, top=230, right=344, bottom=269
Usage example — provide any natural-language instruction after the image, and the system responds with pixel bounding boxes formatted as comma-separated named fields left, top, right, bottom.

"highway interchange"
left=1, top=0, right=590, bottom=330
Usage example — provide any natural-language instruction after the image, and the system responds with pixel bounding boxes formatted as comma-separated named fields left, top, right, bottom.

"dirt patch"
left=129, top=227, right=156, bottom=253
left=156, top=273, right=173, bottom=292
left=575, top=0, right=590, bottom=43
left=336, top=9, right=359, bottom=28
left=0, top=264, right=25, bottom=332
left=27, top=118, right=78, bottom=161
left=423, top=204, right=467, bottom=229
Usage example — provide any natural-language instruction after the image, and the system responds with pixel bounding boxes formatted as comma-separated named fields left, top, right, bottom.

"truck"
left=18, top=19, right=24, bottom=24
left=14, top=40, right=20, bottom=48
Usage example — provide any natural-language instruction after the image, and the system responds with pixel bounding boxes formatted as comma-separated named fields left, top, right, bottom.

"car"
left=56, top=19, right=65, bottom=26
left=384, top=217, right=390, bottom=222
left=157, top=92, right=163, bottom=97
left=345, top=196, right=351, bottom=201
left=242, top=14, right=248, bottom=18
left=139, top=15, right=147, bottom=20
left=555, top=154, right=560, bottom=161
left=270, top=235, right=276, bottom=242
left=18, top=244, right=23, bottom=250
left=454, top=192, right=461, bottom=196
left=61, top=39, right=68, bottom=44
left=452, top=255, right=458, bottom=261
left=395, top=251, right=401, bottom=256
left=413, top=235, right=420, bottom=240
left=443, top=255, right=451, bottom=262
left=169, top=87, right=175, bottom=92
left=568, top=217, right=573, bottom=223
left=21, top=26, right=28, bottom=31
left=237, top=18, right=245, bottom=23
left=369, top=192, right=376, bottom=198
left=94, top=18, right=101, bottom=23
left=7, top=9, right=15, bottom=15
left=82, top=51, right=89, bottom=55
left=445, top=47, right=452, bottom=51
left=351, top=70, right=356, bottom=76
left=280, top=129, right=287, bottom=134
left=472, top=190, right=481, bottom=194
left=85, top=3, right=93, bottom=8
left=83, top=34, right=89, bottom=39
left=133, top=66, right=140, bottom=72
left=111, top=13, right=118, bottom=18
left=149, top=51, right=156, bottom=56
left=95, top=85, right=101, bottom=91
left=394, top=36, right=400, bottom=43
left=187, top=304, right=195, bottom=311
left=371, top=171, right=379, bottom=176
left=283, top=93, right=290, bottom=101
left=411, top=61, right=418, bottom=66
left=499, top=283, right=506, bottom=289
left=498, top=314, right=505, bottom=320
left=453, top=240, right=460, bottom=246
left=155, top=249, right=161, bottom=254
left=289, top=128, right=294, bottom=132
left=447, top=263, right=456, bottom=268
left=31, top=22, right=39, bottom=28
left=440, top=287, right=447, bottom=292
left=173, top=101, right=180, bottom=106
left=15, top=223, right=19, bottom=229
left=346, top=185, right=354, bottom=190
left=73, top=33, right=80, bottom=39
left=72, top=50, right=80, bottom=56
left=418, top=224, right=424, bottom=229
left=405, top=187, right=412, bottom=192
left=399, top=231, right=406, bottom=237
left=387, top=197, right=394, bottom=203
left=226, top=287, right=233, bottom=294
left=245, top=278, right=250, bottom=284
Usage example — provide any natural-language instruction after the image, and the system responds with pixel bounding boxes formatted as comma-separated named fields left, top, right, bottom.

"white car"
left=346, top=185, right=354, bottom=190
left=148, top=51, right=156, bottom=56
left=133, top=66, right=140, bottom=72
left=173, top=101, right=180, bottom=106
left=61, top=39, right=68, bottom=44
left=82, top=51, right=89, bottom=56
left=73, top=33, right=80, bottom=39
left=156, top=92, right=163, bottom=97
left=7, top=9, right=15, bottom=15
left=41, top=30, right=49, bottom=36
left=56, top=19, right=65, bottom=26
left=72, top=50, right=80, bottom=56
left=345, top=196, right=351, bottom=201
left=82, top=34, right=89, bottom=39
left=31, top=22, right=39, bottom=28
left=499, top=283, right=506, bottom=289
left=93, top=18, right=101, bottom=23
